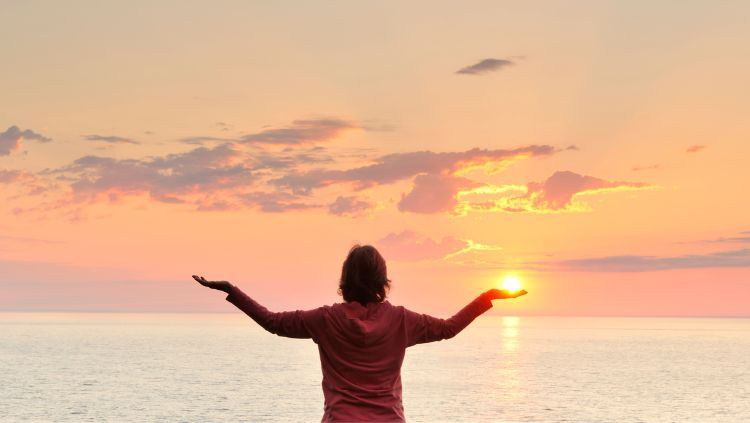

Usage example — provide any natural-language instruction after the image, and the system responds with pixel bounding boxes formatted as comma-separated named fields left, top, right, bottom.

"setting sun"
left=501, top=276, right=522, bottom=293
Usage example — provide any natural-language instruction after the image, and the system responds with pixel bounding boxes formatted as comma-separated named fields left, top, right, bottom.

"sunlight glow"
left=501, top=275, right=522, bottom=293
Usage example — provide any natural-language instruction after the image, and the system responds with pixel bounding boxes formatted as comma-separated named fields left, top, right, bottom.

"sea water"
left=1, top=313, right=748, bottom=422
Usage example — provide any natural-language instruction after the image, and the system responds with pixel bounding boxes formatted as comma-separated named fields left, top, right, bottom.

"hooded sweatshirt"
left=225, top=285, right=493, bottom=422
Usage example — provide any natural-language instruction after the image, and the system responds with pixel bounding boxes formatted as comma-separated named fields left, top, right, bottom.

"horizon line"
left=1, top=310, right=748, bottom=319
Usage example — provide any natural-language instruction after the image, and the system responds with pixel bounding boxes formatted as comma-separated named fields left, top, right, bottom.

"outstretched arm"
left=192, top=275, right=321, bottom=339
left=404, top=289, right=527, bottom=346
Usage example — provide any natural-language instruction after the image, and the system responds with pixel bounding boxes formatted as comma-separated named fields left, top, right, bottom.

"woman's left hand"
left=192, top=275, right=233, bottom=293
left=486, top=288, right=528, bottom=300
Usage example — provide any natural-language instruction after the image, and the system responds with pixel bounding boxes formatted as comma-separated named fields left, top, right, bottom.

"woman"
left=192, top=244, right=527, bottom=422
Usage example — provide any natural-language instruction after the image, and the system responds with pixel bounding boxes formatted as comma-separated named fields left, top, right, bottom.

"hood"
left=328, top=300, right=396, bottom=347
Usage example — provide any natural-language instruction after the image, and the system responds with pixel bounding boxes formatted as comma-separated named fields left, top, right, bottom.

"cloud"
left=22, top=143, right=564, bottom=219
left=686, top=145, right=706, bottom=153
left=0, top=126, right=52, bottom=156
left=0, top=169, right=33, bottom=183
left=19, top=128, right=584, bottom=219
left=53, top=143, right=256, bottom=206
left=376, top=230, right=468, bottom=261
left=704, top=232, right=750, bottom=244
left=0, top=168, right=49, bottom=195
left=30, top=142, right=360, bottom=216
left=239, top=118, right=360, bottom=146
left=83, top=134, right=140, bottom=145
left=251, top=149, right=334, bottom=171
left=328, top=196, right=376, bottom=217
left=376, top=230, right=503, bottom=262
left=456, top=58, right=515, bottom=75
left=490, top=171, right=649, bottom=212
left=177, top=118, right=361, bottom=146
left=236, top=191, right=320, bottom=213
left=83, top=135, right=140, bottom=144
left=550, top=248, right=750, bottom=272
left=273, top=145, right=556, bottom=194
left=178, top=136, right=237, bottom=145
left=398, top=174, right=480, bottom=214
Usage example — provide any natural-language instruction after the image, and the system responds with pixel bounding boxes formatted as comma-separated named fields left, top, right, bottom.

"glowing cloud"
left=398, top=174, right=480, bottom=214
left=273, top=145, right=556, bottom=194
left=456, top=171, right=650, bottom=214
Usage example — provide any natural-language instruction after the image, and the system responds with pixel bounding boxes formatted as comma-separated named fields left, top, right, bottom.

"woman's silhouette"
left=193, top=244, right=527, bottom=422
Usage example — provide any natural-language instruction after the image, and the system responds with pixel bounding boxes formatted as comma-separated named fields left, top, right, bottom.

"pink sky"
left=1, top=2, right=749, bottom=315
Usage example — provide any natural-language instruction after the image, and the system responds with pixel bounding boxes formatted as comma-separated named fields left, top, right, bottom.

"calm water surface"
left=1, top=313, right=748, bottom=422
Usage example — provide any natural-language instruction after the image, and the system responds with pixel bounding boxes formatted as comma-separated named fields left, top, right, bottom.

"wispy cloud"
left=83, top=134, right=140, bottom=145
left=456, top=58, right=515, bottom=75
left=0, top=126, right=52, bottom=156
left=328, top=196, right=376, bottom=217
left=376, top=230, right=503, bottom=262
left=240, top=118, right=360, bottom=146
left=0, top=169, right=33, bottom=183
left=52, top=143, right=256, bottom=206
left=376, top=230, right=468, bottom=261
left=177, top=118, right=361, bottom=147
left=236, top=191, right=320, bottom=213
left=273, top=145, right=557, bottom=194
left=686, top=145, right=707, bottom=153
left=549, top=248, right=750, bottom=272
left=178, top=136, right=237, bottom=145
left=0, top=168, right=49, bottom=195
left=703, top=231, right=750, bottom=244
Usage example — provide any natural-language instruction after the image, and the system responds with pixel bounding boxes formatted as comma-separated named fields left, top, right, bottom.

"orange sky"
left=1, top=1, right=749, bottom=315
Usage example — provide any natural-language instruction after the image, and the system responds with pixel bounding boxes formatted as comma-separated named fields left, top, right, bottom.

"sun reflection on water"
left=502, top=316, right=519, bottom=352
left=495, top=316, right=523, bottom=407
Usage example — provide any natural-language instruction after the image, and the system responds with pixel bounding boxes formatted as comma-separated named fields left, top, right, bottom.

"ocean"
left=1, top=313, right=748, bottom=422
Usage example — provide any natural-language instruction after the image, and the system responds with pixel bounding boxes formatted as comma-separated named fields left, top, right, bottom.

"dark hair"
left=338, top=244, right=391, bottom=305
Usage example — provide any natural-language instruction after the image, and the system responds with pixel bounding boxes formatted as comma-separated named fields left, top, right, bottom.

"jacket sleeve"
left=403, top=292, right=493, bottom=347
left=225, top=285, right=324, bottom=340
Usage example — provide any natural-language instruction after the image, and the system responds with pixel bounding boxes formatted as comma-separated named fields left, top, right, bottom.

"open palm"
left=192, top=275, right=233, bottom=293
left=486, top=288, right=528, bottom=300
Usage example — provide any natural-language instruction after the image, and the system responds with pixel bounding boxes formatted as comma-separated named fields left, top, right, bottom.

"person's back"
left=317, top=300, right=408, bottom=421
left=194, top=244, right=527, bottom=422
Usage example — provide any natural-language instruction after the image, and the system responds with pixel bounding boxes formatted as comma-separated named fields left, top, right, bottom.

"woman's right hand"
left=486, top=288, right=528, bottom=300
left=192, top=275, right=234, bottom=293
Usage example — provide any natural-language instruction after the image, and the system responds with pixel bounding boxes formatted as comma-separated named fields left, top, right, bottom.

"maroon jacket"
left=226, top=285, right=493, bottom=422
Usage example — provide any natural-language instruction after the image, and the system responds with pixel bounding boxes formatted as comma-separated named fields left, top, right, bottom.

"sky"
left=1, top=1, right=749, bottom=316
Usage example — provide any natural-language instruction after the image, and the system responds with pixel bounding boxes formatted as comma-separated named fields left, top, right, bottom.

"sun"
left=500, top=275, right=522, bottom=293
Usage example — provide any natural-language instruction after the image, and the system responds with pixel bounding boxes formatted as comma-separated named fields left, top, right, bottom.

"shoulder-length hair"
left=338, top=244, right=391, bottom=305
